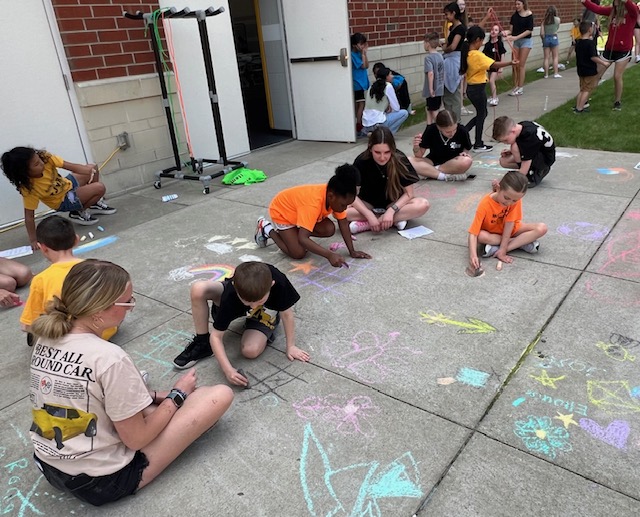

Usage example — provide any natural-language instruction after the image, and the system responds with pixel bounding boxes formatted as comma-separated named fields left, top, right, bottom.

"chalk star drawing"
left=455, top=367, right=490, bottom=388
left=595, top=341, right=635, bottom=362
left=299, top=423, right=423, bottom=517
left=553, top=412, right=578, bottom=429
left=587, top=380, right=640, bottom=414
left=238, top=361, right=308, bottom=403
left=556, top=222, right=610, bottom=242
left=579, top=418, right=630, bottom=450
left=293, top=394, right=381, bottom=438
left=332, top=331, right=422, bottom=384
left=419, top=310, right=496, bottom=334
left=291, top=258, right=372, bottom=296
left=529, top=369, right=565, bottom=389
left=513, top=415, right=572, bottom=459
left=289, top=260, right=319, bottom=275
left=130, top=329, right=195, bottom=378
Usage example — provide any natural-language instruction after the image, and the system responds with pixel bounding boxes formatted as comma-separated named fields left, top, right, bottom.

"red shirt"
left=583, top=0, right=639, bottom=52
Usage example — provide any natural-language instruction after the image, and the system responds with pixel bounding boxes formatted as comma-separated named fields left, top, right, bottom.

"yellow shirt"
left=466, top=50, right=494, bottom=85
left=571, top=26, right=581, bottom=41
left=20, top=155, right=72, bottom=211
left=21, top=259, right=117, bottom=340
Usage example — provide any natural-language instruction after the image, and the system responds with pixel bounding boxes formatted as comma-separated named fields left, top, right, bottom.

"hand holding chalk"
left=236, top=369, right=250, bottom=389
left=0, top=289, right=21, bottom=308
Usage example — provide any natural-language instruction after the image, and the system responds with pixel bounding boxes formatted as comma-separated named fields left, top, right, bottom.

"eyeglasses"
left=114, top=296, right=136, bottom=310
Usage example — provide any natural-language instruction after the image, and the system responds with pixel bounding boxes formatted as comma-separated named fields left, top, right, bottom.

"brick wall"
left=348, top=1, right=584, bottom=46
left=52, top=0, right=161, bottom=82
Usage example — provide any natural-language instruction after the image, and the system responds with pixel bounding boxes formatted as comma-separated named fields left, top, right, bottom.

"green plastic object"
left=221, top=167, right=267, bottom=185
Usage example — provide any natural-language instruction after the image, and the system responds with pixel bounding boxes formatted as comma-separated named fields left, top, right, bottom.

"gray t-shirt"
left=423, top=52, right=445, bottom=98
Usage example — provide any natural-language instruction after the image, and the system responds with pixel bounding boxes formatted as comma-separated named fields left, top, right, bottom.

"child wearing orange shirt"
left=255, top=164, right=371, bottom=267
left=468, top=171, right=547, bottom=269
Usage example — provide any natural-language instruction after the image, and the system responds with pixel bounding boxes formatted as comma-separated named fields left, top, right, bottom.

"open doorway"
left=228, top=0, right=293, bottom=150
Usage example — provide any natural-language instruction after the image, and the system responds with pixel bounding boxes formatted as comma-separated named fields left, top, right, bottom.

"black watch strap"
left=166, top=388, right=187, bottom=408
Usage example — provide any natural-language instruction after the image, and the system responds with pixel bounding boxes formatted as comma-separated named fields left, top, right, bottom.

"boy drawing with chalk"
left=254, top=164, right=372, bottom=267
left=468, top=171, right=547, bottom=272
left=173, top=261, right=306, bottom=387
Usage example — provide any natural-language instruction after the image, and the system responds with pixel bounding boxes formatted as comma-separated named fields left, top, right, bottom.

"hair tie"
left=66, top=313, right=74, bottom=323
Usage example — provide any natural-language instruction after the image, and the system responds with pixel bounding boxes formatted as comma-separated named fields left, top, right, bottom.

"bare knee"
left=0, top=276, right=17, bottom=291
left=14, top=266, right=32, bottom=287
left=537, top=223, right=548, bottom=237
left=190, top=281, right=210, bottom=303
left=416, top=198, right=430, bottom=215
left=461, top=156, right=473, bottom=172
left=288, top=248, right=307, bottom=260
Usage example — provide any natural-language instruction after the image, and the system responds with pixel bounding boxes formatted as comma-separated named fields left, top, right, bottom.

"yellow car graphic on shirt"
left=31, top=404, right=98, bottom=450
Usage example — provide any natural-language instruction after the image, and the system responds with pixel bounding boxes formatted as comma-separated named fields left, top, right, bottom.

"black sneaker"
left=173, top=335, right=212, bottom=369
left=90, top=198, right=117, bottom=215
left=613, top=101, right=622, bottom=111
left=473, top=144, right=493, bottom=153
left=69, top=210, right=99, bottom=226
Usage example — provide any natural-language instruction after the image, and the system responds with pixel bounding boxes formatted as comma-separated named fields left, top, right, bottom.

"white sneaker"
left=553, top=74, right=562, bottom=78
left=461, top=106, right=474, bottom=115
left=482, top=244, right=499, bottom=258
left=394, top=220, right=407, bottom=230
left=254, top=216, right=269, bottom=247
left=349, top=220, right=371, bottom=234
left=508, top=88, right=519, bottom=96
left=520, top=241, right=540, bottom=254
left=558, top=63, right=566, bottom=70
left=536, top=67, right=545, bottom=73
left=636, top=55, right=640, bottom=63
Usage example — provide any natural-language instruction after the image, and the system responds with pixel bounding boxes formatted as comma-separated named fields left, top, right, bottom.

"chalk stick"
left=88, top=232, right=94, bottom=239
left=237, top=368, right=250, bottom=389
left=496, top=260, right=503, bottom=271
left=80, top=235, right=86, bottom=242
left=97, top=226, right=105, bottom=232
left=341, top=262, right=350, bottom=269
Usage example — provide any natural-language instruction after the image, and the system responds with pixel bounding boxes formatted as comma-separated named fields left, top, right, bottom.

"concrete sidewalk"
left=1, top=64, right=640, bottom=517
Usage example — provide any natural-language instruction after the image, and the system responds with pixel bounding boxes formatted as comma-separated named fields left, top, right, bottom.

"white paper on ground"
left=0, top=245, right=33, bottom=259
left=398, top=226, right=434, bottom=239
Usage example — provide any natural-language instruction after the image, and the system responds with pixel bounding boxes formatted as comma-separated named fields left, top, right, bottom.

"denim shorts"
left=513, top=37, right=533, bottom=49
left=34, top=451, right=149, bottom=507
left=543, top=34, right=559, bottom=48
left=57, top=175, right=84, bottom=212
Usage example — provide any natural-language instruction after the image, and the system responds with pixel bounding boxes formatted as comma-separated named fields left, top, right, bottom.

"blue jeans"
left=383, top=110, right=409, bottom=134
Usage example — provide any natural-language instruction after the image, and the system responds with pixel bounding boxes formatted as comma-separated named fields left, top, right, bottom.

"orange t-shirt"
left=468, top=193, right=522, bottom=236
left=268, top=184, right=346, bottom=232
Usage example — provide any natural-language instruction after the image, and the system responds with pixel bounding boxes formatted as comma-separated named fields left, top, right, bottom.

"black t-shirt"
left=353, top=150, right=419, bottom=208
left=517, top=121, right=556, bottom=167
left=483, top=38, right=507, bottom=60
left=510, top=12, right=534, bottom=38
left=212, top=264, right=300, bottom=331
left=575, top=38, right=598, bottom=76
left=419, top=123, right=472, bottom=165
left=447, top=24, right=466, bottom=51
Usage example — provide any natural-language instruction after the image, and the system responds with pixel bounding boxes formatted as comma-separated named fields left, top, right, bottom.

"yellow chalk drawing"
left=436, top=377, right=457, bottom=385
left=289, top=260, right=319, bottom=275
left=553, top=412, right=578, bottom=429
left=419, top=311, right=497, bottom=334
left=587, top=380, right=640, bottom=415
left=595, top=341, right=635, bottom=362
left=529, top=370, right=565, bottom=389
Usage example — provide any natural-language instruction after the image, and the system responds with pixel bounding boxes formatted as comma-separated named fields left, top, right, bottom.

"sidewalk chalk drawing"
left=74, top=235, right=118, bottom=255
left=238, top=254, right=262, bottom=262
left=513, top=415, right=572, bottom=459
left=594, top=167, right=634, bottom=182
left=419, top=310, right=496, bottom=334
left=331, top=331, right=422, bottom=384
left=587, top=380, right=640, bottom=415
left=579, top=418, right=630, bottom=450
left=437, top=367, right=491, bottom=388
left=595, top=341, right=635, bottom=362
left=556, top=222, right=609, bottom=242
left=238, top=361, right=308, bottom=404
left=290, top=259, right=372, bottom=296
left=174, top=234, right=258, bottom=252
left=535, top=355, right=605, bottom=377
left=609, top=332, right=640, bottom=350
left=627, top=210, right=640, bottom=220
left=556, top=152, right=577, bottom=158
left=299, top=423, right=423, bottom=517
left=585, top=229, right=640, bottom=306
left=529, top=369, right=565, bottom=389
left=413, top=184, right=457, bottom=199
left=471, top=157, right=503, bottom=169
left=168, top=264, right=235, bottom=283
left=130, top=329, right=195, bottom=378
left=293, top=395, right=381, bottom=438
left=518, top=390, right=588, bottom=416
left=553, top=412, right=578, bottom=429
left=455, top=192, right=483, bottom=214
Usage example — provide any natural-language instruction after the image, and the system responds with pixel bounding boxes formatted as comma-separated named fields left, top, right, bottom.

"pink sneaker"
left=349, top=220, right=371, bottom=234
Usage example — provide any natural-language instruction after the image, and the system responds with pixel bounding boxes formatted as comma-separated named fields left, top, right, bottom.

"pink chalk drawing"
left=585, top=230, right=640, bottom=306
left=413, top=183, right=457, bottom=199
left=579, top=418, right=630, bottom=450
left=292, top=394, right=381, bottom=438
left=626, top=210, right=640, bottom=220
left=331, top=331, right=423, bottom=384
left=455, top=192, right=484, bottom=214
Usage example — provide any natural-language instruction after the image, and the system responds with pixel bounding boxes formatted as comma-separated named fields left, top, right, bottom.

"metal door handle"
left=339, top=48, right=348, bottom=67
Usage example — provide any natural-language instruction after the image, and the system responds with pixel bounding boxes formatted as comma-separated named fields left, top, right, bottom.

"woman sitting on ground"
left=361, top=67, right=409, bottom=135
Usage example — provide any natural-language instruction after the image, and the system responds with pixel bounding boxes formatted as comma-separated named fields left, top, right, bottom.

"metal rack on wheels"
left=124, top=6, right=245, bottom=194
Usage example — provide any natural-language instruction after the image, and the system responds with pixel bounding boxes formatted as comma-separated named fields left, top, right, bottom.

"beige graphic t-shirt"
left=30, top=333, right=151, bottom=477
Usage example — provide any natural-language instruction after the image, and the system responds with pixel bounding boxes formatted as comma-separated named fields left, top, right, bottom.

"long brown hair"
left=364, top=127, right=410, bottom=202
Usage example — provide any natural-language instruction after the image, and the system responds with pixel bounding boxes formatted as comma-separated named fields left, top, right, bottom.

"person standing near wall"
left=351, top=33, right=370, bottom=137
left=441, top=2, right=466, bottom=122
left=506, top=0, right=535, bottom=97
left=540, top=6, right=562, bottom=78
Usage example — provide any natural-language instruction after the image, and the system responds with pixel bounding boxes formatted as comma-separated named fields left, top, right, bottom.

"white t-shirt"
left=30, top=333, right=151, bottom=477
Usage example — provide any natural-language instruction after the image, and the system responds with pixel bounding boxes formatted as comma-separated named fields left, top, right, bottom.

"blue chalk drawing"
left=130, top=329, right=194, bottom=378
left=455, top=367, right=490, bottom=388
left=299, top=423, right=423, bottom=516
left=631, top=386, right=640, bottom=399
left=2, top=474, right=45, bottom=516
left=514, top=415, right=572, bottom=459
left=74, top=235, right=118, bottom=255
left=512, top=397, right=526, bottom=407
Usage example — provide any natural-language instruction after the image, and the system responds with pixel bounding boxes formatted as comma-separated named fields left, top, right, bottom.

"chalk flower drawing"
left=293, top=394, right=381, bottom=438
left=332, top=331, right=422, bottom=384
left=299, top=423, right=423, bottom=516
left=514, top=416, right=572, bottom=459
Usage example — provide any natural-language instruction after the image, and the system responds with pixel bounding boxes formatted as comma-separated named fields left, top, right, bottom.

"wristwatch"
left=391, top=204, right=400, bottom=213
left=166, top=388, right=187, bottom=408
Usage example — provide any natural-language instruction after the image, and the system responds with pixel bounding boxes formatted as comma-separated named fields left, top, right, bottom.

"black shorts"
left=601, top=50, right=631, bottom=63
left=426, top=96, right=442, bottom=111
left=354, top=90, right=365, bottom=102
left=212, top=305, right=280, bottom=344
left=34, top=451, right=148, bottom=507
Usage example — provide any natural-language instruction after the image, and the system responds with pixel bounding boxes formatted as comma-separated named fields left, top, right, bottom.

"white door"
left=281, top=0, right=354, bottom=142
left=0, top=0, right=88, bottom=228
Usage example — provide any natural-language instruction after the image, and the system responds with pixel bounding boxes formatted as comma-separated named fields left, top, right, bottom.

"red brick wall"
left=348, top=1, right=584, bottom=46
left=52, top=0, right=161, bottom=82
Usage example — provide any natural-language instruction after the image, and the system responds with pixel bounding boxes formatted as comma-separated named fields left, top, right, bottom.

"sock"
left=437, top=172, right=447, bottom=181
left=263, top=222, right=274, bottom=237
left=196, top=333, right=210, bottom=343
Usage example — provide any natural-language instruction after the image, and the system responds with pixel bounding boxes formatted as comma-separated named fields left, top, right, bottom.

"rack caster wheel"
left=203, top=187, right=210, bottom=195
left=154, top=181, right=162, bottom=189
